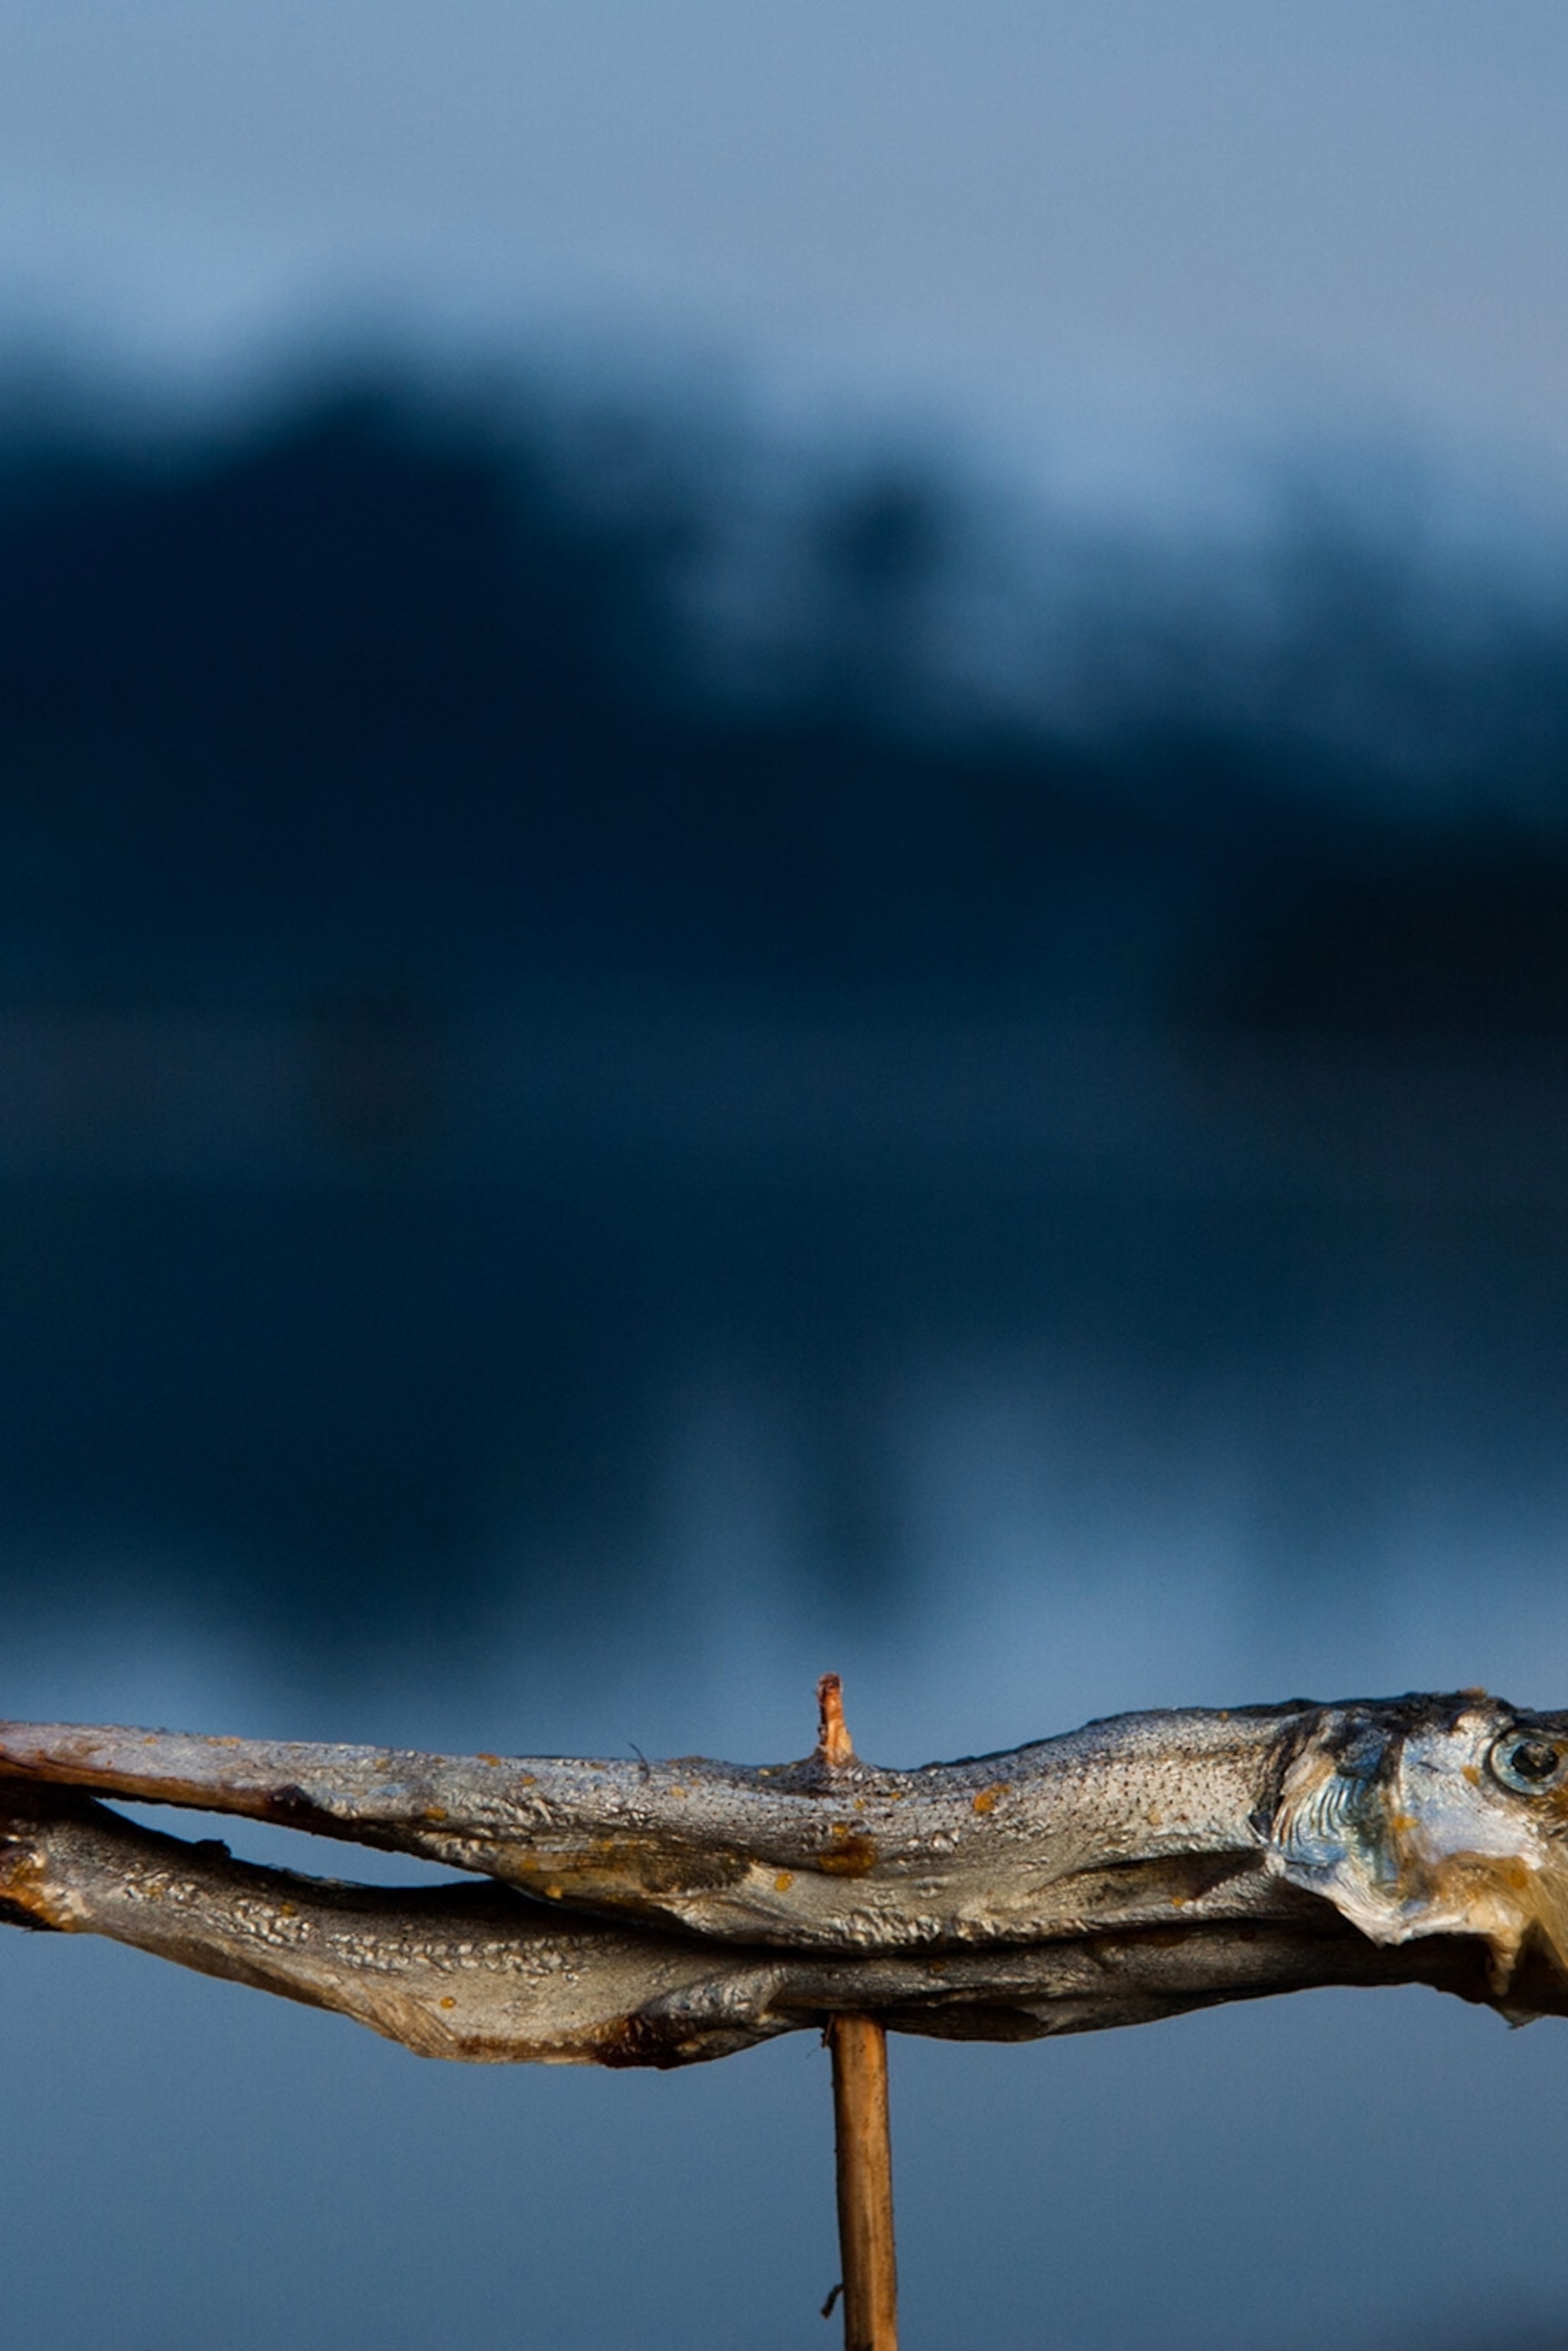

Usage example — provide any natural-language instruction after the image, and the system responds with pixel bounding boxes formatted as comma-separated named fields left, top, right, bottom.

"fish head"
left=1269, top=1694, right=1568, bottom=1991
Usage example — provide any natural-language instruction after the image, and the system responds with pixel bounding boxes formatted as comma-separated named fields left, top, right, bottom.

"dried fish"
left=3, top=1690, right=1566, bottom=2064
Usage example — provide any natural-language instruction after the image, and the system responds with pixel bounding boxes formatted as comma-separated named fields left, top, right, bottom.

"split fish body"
left=5, top=1691, right=1568, bottom=1984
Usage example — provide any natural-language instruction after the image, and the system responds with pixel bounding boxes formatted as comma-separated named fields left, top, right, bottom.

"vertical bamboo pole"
left=829, top=2014, right=899, bottom=2351
left=815, top=1674, right=898, bottom=2351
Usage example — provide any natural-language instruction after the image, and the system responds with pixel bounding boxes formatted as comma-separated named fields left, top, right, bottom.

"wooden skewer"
left=816, top=1674, right=898, bottom=2351
left=829, top=2013, right=898, bottom=2351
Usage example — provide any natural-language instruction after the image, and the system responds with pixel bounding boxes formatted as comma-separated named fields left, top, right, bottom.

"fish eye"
left=1491, top=1733, right=1567, bottom=1793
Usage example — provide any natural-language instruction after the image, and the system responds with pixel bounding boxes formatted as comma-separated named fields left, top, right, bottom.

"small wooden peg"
left=817, top=1672, right=855, bottom=1769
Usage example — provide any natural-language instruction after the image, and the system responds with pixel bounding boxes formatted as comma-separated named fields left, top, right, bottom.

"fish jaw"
left=1266, top=1695, right=1568, bottom=1991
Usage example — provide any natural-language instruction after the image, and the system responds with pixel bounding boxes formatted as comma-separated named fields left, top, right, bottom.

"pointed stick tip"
left=817, top=1673, right=855, bottom=1768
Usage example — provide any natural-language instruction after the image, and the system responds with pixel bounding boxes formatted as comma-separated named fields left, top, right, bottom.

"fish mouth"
left=1267, top=1697, right=1568, bottom=1995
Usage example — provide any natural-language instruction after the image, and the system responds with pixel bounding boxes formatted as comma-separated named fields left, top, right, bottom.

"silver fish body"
left=5, top=1691, right=1568, bottom=1978
left=0, top=1703, right=1309, bottom=1951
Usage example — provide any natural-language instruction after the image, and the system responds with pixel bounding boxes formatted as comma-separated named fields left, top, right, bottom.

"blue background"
left=3, top=10, right=1568, bottom=2344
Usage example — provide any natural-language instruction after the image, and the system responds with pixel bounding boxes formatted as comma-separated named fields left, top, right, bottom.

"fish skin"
left=8, top=1693, right=1566, bottom=1972
left=0, top=1704, right=1307, bottom=1950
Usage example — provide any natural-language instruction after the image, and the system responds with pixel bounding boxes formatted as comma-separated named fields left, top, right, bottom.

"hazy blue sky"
left=3, top=1, right=1567, bottom=473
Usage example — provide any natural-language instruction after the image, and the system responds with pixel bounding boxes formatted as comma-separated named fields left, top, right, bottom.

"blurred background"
left=4, top=5, right=1568, bottom=2345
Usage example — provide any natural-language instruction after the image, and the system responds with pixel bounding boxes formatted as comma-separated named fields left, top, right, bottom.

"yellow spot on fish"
left=478, top=1753, right=501, bottom=1767
left=972, top=1783, right=1009, bottom=1815
left=1390, top=1813, right=1416, bottom=1834
left=545, top=1884, right=563, bottom=1900
left=439, top=1996, right=456, bottom=2010
left=518, top=1774, right=538, bottom=1787
left=1463, top=1765, right=1481, bottom=1785
left=423, top=1805, right=448, bottom=1823
left=1146, top=1808, right=1164, bottom=1828
left=817, top=1824, right=878, bottom=1877
left=774, top=1872, right=795, bottom=1893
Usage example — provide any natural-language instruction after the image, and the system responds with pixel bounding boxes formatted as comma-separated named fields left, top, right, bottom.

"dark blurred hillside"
left=8, top=380, right=1568, bottom=1023
left=6, top=375, right=1568, bottom=1642
left=0, top=386, right=1269, bottom=1017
